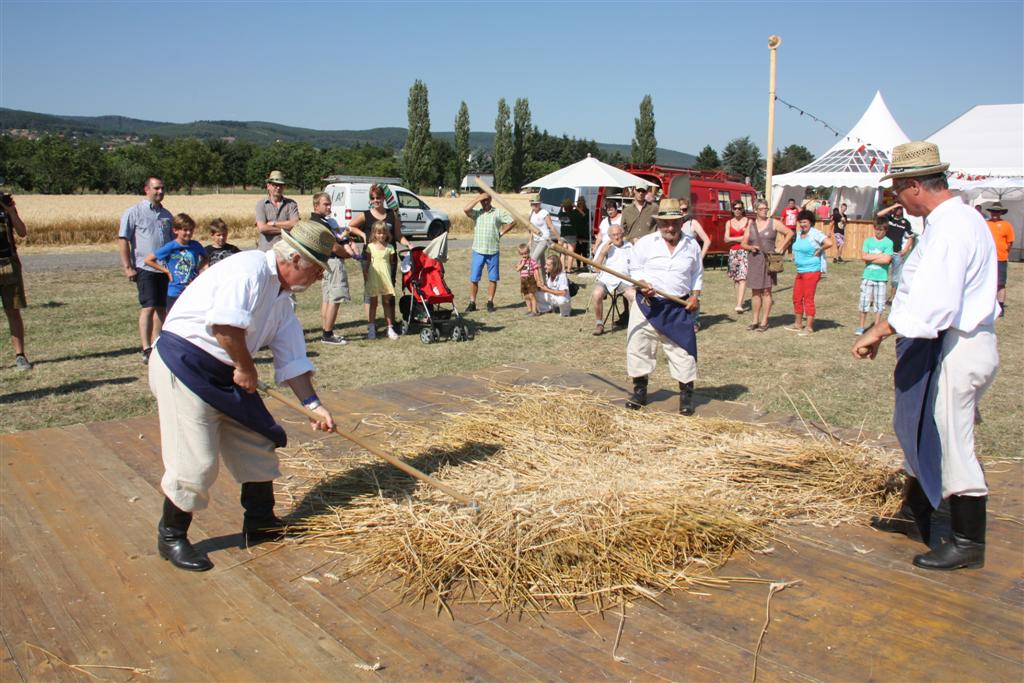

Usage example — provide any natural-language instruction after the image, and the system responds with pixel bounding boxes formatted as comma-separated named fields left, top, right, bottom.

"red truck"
left=596, top=164, right=758, bottom=256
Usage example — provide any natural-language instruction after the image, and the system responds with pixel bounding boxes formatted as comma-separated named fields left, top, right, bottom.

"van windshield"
left=539, top=187, right=575, bottom=209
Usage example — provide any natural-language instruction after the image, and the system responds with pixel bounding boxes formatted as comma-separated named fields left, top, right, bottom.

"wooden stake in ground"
left=257, top=381, right=479, bottom=509
left=473, top=177, right=689, bottom=307
left=764, top=35, right=782, bottom=207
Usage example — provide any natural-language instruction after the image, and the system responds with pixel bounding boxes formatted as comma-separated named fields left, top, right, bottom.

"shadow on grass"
left=29, top=345, right=140, bottom=366
left=696, top=313, right=731, bottom=331
left=0, top=376, right=137, bottom=404
left=645, top=382, right=748, bottom=406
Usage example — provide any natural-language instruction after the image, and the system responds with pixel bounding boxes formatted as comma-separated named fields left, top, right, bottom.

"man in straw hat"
left=255, top=170, right=300, bottom=251
left=853, top=141, right=1000, bottom=571
left=148, top=220, right=337, bottom=572
left=985, top=203, right=1014, bottom=317
left=625, top=197, right=702, bottom=416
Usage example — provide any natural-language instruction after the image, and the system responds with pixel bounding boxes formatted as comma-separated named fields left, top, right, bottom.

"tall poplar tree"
left=493, top=98, right=513, bottom=191
left=631, top=95, right=657, bottom=165
left=454, top=101, right=470, bottom=189
left=511, top=97, right=532, bottom=189
left=404, top=79, right=433, bottom=190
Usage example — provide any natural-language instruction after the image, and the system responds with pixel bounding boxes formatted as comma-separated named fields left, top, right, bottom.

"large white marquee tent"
left=771, top=91, right=909, bottom=219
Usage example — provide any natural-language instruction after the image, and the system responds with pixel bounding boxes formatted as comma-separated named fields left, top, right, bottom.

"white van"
left=323, top=176, right=450, bottom=240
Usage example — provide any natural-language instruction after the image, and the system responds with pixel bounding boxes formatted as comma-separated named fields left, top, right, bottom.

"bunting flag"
left=869, top=157, right=877, bottom=169
left=635, top=295, right=698, bottom=360
left=856, top=144, right=867, bottom=154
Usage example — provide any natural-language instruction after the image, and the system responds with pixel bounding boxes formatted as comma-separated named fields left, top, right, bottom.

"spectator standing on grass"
left=574, top=196, right=591, bottom=261
left=986, top=203, right=1015, bottom=317
left=149, top=220, right=335, bottom=572
left=557, top=199, right=576, bottom=274
left=255, top=170, right=299, bottom=252
left=854, top=218, right=893, bottom=334
left=119, top=176, right=173, bottom=365
left=621, top=185, right=658, bottom=243
left=204, top=218, right=240, bottom=267
left=878, top=203, right=915, bottom=302
left=854, top=141, right=999, bottom=572
left=787, top=209, right=832, bottom=336
left=527, top=195, right=558, bottom=280
left=596, top=200, right=621, bottom=251
left=780, top=198, right=799, bottom=258
left=742, top=200, right=794, bottom=332
left=0, top=191, right=31, bottom=371
left=362, top=221, right=399, bottom=340
left=724, top=201, right=750, bottom=313
left=348, top=184, right=408, bottom=325
left=144, top=213, right=206, bottom=313
left=831, top=203, right=848, bottom=263
left=464, top=190, right=514, bottom=313
left=590, top=225, right=634, bottom=335
left=310, top=192, right=354, bottom=345
left=514, top=243, right=541, bottom=317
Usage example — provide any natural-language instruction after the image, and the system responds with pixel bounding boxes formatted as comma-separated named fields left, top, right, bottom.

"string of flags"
left=775, top=94, right=888, bottom=172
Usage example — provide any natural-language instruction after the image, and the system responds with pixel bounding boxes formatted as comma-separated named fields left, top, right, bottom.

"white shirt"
left=888, top=197, right=1000, bottom=339
left=529, top=208, right=552, bottom=241
left=544, top=271, right=570, bottom=303
left=597, top=242, right=633, bottom=289
left=163, top=250, right=314, bottom=384
left=628, top=232, right=703, bottom=297
left=597, top=214, right=622, bottom=246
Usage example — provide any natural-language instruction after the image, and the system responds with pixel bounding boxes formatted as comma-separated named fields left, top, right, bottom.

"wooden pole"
left=765, top=35, right=782, bottom=208
left=473, top=177, right=690, bottom=307
left=257, top=382, right=478, bottom=508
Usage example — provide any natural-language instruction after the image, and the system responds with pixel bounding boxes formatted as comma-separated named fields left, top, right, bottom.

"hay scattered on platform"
left=279, top=384, right=902, bottom=616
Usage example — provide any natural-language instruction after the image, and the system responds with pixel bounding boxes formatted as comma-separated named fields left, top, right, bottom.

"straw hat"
left=281, top=220, right=334, bottom=270
left=880, top=141, right=949, bottom=181
left=266, top=170, right=287, bottom=185
left=987, top=203, right=1007, bottom=214
left=529, top=194, right=541, bottom=204
left=653, top=197, right=685, bottom=220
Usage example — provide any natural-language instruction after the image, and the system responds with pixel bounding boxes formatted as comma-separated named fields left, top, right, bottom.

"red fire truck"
left=597, top=164, right=758, bottom=256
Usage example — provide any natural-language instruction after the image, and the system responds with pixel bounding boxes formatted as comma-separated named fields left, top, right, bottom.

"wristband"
left=304, top=400, right=322, bottom=412
left=301, top=394, right=320, bottom=408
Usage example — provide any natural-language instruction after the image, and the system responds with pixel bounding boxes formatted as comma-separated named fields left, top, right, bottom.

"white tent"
left=771, top=91, right=910, bottom=219
left=524, top=154, right=654, bottom=190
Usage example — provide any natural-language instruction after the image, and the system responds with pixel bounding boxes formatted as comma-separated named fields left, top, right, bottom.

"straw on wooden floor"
left=278, top=384, right=903, bottom=616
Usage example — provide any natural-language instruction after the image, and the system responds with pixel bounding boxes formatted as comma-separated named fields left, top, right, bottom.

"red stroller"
left=398, top=234, right=472, bottom=344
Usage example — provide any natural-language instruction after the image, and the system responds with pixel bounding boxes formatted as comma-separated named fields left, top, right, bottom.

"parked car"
left=322, top=175, right=450, bottom=240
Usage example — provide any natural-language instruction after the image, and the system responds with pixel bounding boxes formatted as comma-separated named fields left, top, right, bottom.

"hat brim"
left=654, top=212, right=684, bottom=221
left=281, top=230, right=331, bottom=270
left=880, top=163, right=949, bottom=182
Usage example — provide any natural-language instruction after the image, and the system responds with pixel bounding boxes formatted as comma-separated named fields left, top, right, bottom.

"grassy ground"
left=1, top=249, right=1020, bottom=460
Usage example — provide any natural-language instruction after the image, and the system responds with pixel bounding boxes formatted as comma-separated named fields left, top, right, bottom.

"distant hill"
left=0, top=107, right=695, bottom=167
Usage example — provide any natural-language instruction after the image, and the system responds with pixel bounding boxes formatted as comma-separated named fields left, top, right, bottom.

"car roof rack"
left=323, top=175, right=404, bottom=185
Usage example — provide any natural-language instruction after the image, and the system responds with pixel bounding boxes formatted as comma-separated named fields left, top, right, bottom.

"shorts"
left=997, top=261, right=1007, bottom=288
left=137, top=269, right=169, bottom=309
left=561, top=236, right=577, bottom=246
left=595, top=279, right=628, bottom=297
left=858, top=279, right=886, bottom=313
left=469, top=251, right=500, bottom=283
left=889, top=253, right=904, bottom=288
left=0, top=260, right=26, bottom=310
left=520, top=277, right=537, bottom=295
left=834, top=233, right=845, bottom=249
left=321, top=257, right=350, bottom=304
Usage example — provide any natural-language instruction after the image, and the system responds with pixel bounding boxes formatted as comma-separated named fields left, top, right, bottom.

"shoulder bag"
left=753, top=219, right=784, bottom=273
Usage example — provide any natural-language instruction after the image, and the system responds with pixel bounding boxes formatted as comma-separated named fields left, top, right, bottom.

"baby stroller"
left=398, top=233, right=473, bottom=344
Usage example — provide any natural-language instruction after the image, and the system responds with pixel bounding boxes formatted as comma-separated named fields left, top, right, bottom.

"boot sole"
left=158, top=543, right=214, bottom=572
left=912, top=558, right=984, bottom=571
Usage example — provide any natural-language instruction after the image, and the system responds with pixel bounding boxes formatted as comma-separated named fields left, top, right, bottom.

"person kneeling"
left=537, top=255, right=572, bottom=317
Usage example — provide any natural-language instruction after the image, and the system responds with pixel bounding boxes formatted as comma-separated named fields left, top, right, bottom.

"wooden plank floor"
left=2, top=363, right=1021, bottom=682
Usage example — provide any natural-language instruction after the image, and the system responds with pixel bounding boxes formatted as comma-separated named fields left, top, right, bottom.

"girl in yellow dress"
left=362, top=221, right=398, bottom=340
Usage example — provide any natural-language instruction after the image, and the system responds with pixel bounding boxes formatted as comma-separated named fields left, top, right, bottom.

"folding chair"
left=603, top=290, right=629, bottom=329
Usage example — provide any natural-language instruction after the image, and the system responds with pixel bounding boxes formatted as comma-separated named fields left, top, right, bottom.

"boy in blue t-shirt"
left=144, top=213, right=206, bottom=312
left=855, top=219, right=894, bottom=334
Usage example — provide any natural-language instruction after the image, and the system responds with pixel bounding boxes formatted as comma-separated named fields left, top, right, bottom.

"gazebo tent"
left=771, top=91, right=910, bottom=219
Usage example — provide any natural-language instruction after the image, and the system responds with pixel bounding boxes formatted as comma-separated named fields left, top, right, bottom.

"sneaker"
left=321, top=333, right=347, bottom=345
left=593, top=322, right=604, bottom=336
left=14, top=355, right=31, bottom=372
left=465, top=301, right=477, bottom=312
left=142, top=347, right=153, bottom=365
left=387, top=326, right=399, bottom=340
left=367, top=325, right=377, bottom=340
left=486, top=301, right=496, bottom=313
left=854, top=327, right=865, bottom=335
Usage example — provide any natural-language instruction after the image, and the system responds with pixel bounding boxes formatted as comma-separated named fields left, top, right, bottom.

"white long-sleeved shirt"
left=163, top=250, right=314, bottom=384
left=888, top=197, right=999, bottom=339
left=627, top=231, right=703, bottom=297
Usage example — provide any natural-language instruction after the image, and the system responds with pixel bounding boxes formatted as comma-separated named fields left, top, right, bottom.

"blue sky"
left=1, top=1, right=1022, bottom=156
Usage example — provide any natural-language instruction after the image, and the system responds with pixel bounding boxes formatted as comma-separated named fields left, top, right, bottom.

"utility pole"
left=765, top=35, right=782, bottom=206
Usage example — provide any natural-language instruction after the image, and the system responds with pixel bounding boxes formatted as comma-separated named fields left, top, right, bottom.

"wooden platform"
left=2, top=364, right=1022, bottom=682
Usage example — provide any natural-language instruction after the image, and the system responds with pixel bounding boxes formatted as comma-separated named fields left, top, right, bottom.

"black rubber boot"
left=157, top=497, right=213, bottom=572
left=679, top=382, right=695, bottom=416
left=241, top=481, right=285, bottom=547
left=625, top=376, right=648, bottom=410
left=871, top=476, right=932, bottom=544
left=913, top=495, right=986, bottom=570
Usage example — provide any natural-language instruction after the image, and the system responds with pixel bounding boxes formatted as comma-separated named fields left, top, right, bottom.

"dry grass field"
left=12, top=192, right=533, bottom=247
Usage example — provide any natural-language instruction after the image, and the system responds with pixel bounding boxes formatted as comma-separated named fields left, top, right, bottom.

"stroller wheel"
left=462, top=323, right=474, bottom=341
left=400, top=320, right=411, bottom=335
left=419, top=328, right=435, bottom=344
left=450, top=325, right=464, bottom=342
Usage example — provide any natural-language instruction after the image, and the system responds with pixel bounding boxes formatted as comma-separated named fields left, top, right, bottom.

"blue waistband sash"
left=635, top=295, right=698, bottom=360
left=892, top=334, right=945, bottom=508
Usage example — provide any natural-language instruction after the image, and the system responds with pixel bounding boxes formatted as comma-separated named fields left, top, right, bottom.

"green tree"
left=722, top=136, right=765, bottom=189
left=404, top=79, right=433, bottom=190
left=166, top=138, right=223, bottom=194
left=107, top=145, right=158, bottom=194
left=693, top=145, right=721, bottom=171
left=0, top=136, right=36, bottom=191
left=29, top=135, right=77, bottom=194
left=74, top=140, right=111, bottom=193
left=454, top=101, right=470, bottom=188
left=432, top=138, right=458, bottom=189
left=512, top=97, right=532, bottom=188
left=631, top=95, right=657, bottom=165
left=773, top=144, right=815, bottom=174
left=493, top=98, right=513, bottom=191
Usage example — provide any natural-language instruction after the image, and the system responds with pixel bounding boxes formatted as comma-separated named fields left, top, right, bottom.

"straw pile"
left=279, top=384, right=902, bottom=616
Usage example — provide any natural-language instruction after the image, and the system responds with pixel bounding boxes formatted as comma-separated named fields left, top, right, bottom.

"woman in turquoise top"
left=788, top=210, right=833, bottom=336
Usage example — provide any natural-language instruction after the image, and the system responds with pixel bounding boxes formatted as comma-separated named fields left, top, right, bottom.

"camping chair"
left=603, top=289, right=629, bottom=329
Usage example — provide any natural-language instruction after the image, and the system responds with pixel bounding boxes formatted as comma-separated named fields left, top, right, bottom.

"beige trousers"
left=148, top=350, right=281, bottom=512
left=625, top=300, right=697, bottom=383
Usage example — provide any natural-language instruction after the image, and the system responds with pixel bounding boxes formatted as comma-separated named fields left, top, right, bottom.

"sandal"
left=756, top=324, right=769, bottom=332
left=747, top=323, right=760, bottom=331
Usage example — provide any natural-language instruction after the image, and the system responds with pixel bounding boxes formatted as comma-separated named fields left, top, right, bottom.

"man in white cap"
left=625, top=198, right=702, bottom=416
left=149, top=220, right=337, bottom=572
left=255, top=170, right=300, bottom=251
left=853, top=141, right=1000, bottom=571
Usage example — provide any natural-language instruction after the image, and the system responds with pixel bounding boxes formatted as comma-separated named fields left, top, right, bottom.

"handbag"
left=568, top=280, right=580, bottom=298
left=0, top=257, right=18, bottom=286
left=752, top=219, right=784, bottom=274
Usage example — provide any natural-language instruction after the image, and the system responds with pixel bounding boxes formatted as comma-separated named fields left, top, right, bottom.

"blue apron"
left=635, top=295, right=697, bottom=360
left=892, top=334, right=945, bottom=508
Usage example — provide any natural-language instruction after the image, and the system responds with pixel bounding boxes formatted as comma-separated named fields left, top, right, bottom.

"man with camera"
left=0, top=191, right=30, bottom=371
